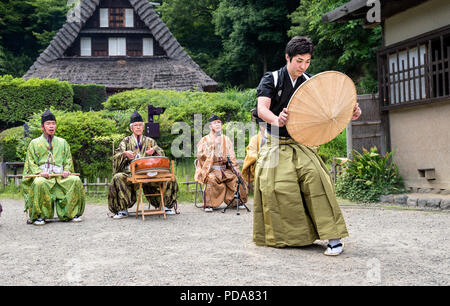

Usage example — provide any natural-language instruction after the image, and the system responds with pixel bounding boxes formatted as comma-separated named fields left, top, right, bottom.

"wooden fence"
left=347, top=93, right=386, bottom=157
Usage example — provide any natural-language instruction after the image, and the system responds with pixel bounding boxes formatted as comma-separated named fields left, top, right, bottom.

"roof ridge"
left=25, top=0, right=197, bottom=75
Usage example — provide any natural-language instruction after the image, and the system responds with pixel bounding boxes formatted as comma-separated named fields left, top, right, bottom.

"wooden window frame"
left=92, top=36, right=108, bottom=56
left=126, top=37, right=143, bottom=56
left=99, top=8, right=109, bottom=28
left=80, top=37, right=92, bottom=56
left=109, top=37, right=126, bottom=56
left=109, top=8, right=125, bottom=28
left=377, top=25, right=450, bottom=111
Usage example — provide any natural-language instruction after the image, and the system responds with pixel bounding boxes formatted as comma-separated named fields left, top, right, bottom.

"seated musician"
left=194, top=114, right=248, bottom=212
left=22, top=109, right=85, bottom=226
left=108, top=111, right=178, bottom=219
left=242, top=109, right=266, bottom=185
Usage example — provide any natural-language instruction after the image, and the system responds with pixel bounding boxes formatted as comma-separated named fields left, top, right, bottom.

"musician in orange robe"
left=194, top=114, right=248, bottom=212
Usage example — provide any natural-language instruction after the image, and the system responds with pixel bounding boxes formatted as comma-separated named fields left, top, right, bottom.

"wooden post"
left=0, top=162, right=6, bottom=189
left=112, top=141, right=115, bottom=173
left=346, top=122, right=353, bottom=159
left=185, top=175, right=189, bottom=192
left=84, top=177, right=88, bottom=193
left=105, top=177, right=108, bottom=193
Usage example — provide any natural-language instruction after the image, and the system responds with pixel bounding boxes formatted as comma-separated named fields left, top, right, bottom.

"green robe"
left=22, top=134, right=85, bottom=222
left=108, top=135, right=178, bottom=214
left=253, top=135, right=348, bottom=247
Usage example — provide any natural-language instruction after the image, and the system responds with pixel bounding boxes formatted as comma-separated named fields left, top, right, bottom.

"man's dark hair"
left=285, top=36, right=314, bottom=61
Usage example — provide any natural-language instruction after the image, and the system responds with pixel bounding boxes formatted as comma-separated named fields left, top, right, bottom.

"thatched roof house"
left=24, top=0, right=217, bottom=94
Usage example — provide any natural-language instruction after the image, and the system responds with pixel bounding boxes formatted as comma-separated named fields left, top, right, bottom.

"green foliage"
left=104, top=89, right=186, bottom=111
left=318, top=129, right=347, bottom=165
left=336, top=147, right=407, bottom=203
left=72, top=84, right=107, bottom=111
left=0, top=75, right=74, bottom=125
left=0, top=126, right=24, bottom=162
left=104, top=88, right=256, bottom=113
left=0, top=46, right=34, bottom=77
left=0, top=0, right=69, bottom=76
left=288, top=0, right=382, bottom=94
left=158, top=0, right=221, bottom=78
left=103, top=88, right=255, bottom=155
left=212, top=0, right=297, bottom=88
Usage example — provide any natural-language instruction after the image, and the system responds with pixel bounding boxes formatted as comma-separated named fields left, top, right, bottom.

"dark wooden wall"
left=349, top=94, right=386, bottom=156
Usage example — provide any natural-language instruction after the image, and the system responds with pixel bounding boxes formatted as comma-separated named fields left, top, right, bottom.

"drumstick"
left=24, top=173, right=80, bottom=178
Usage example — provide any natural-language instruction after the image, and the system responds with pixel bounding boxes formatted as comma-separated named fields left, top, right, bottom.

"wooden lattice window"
left=92, top=37, right=108, bottom=56
left=127, top=37, right=142, bottom=56
left=109, top=8, right=124, bottom=28
left=378, top=25, right=450, bottom=110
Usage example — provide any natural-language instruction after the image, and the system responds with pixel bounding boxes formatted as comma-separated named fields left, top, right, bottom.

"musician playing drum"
left=108, top=111, right=178, bottom=219
left=254, top=36, right=362, bottom=255
left=22, top=109, right=85, bottom=226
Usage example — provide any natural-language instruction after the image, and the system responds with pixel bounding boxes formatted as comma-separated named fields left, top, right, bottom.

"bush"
left=72, top=84, right=107, bottom=111
left=103, top=88, right=257, bottom=114
left=103, top=89, right=252, bottom=157
left=336, top=147, right=407, bottom=203
left=0, top=126, right=24, bottom=162
left=0, top=75, right=74, bottom=125
left=318, top=130, right=347, bottom=166
left=104, top=89, right=186, bottom=111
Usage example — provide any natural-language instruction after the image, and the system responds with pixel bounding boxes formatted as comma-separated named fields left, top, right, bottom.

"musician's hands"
left=235, top=168, right=242, bottom=178
left=277, top=108, right=289, bottom=127
left=62, top=171, right=71, bottom=178
left=145, top=148, right=155, bottom=156
left=123, top=151, right=135, bottom=160
left=40, top=172, right=50, bottom=179
left=352, top=103, right=362, bottom=120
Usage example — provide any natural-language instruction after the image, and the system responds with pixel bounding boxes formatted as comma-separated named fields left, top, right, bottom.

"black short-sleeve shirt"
left=256, top=66, right=311, bottom=137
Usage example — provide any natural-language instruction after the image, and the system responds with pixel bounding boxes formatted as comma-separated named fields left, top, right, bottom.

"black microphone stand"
left=223, top=155, right=251, bottom=215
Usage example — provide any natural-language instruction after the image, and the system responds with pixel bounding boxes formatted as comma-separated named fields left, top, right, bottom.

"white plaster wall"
left=384, top=0, right=450, bottom=46
left=389, top=100, right=450, bottom=189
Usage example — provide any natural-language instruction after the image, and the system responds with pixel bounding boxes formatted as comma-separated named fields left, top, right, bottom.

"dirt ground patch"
left=0, top=198, right=449, bottom=286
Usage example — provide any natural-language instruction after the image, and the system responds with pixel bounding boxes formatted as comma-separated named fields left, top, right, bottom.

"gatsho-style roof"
left=24, top=0, right=217, bottom=91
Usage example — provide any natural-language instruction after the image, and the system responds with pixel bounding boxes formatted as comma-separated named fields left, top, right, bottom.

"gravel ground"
left=0, top=198, right=449, bottom=286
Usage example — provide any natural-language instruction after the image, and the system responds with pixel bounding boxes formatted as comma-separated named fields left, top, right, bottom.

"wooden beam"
left=321, top=0, right=367, bottom=24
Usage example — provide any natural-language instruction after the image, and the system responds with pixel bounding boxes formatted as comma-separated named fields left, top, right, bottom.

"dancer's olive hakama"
left=22, top=135, right=85, bottom=222
left=108, top=135, right=178, bottom=214
left=253, top=135, right=348, bottom=247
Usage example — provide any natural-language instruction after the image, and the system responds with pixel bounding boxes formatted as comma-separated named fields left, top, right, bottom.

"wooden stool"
left=127, top=160, right=176, bottom=221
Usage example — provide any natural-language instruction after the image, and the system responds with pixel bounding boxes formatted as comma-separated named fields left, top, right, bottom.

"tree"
left=0, top=0, right=69, bottom=77
left=288, top=0, right=381, bottom=93
left=158, top=0, right=222, bottom=80
left=212, top=0, right=298, bottom=88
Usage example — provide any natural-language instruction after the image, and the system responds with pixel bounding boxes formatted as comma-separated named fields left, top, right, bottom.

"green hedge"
left=0, top=126, right=24, bottom=162
left=103, top=88, right=257, bottom=114
left=103, top=89, right=256, bottom=155
left=0, top=75, right=74, bottom=125
left=72, top=84, right=107, bottom=111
